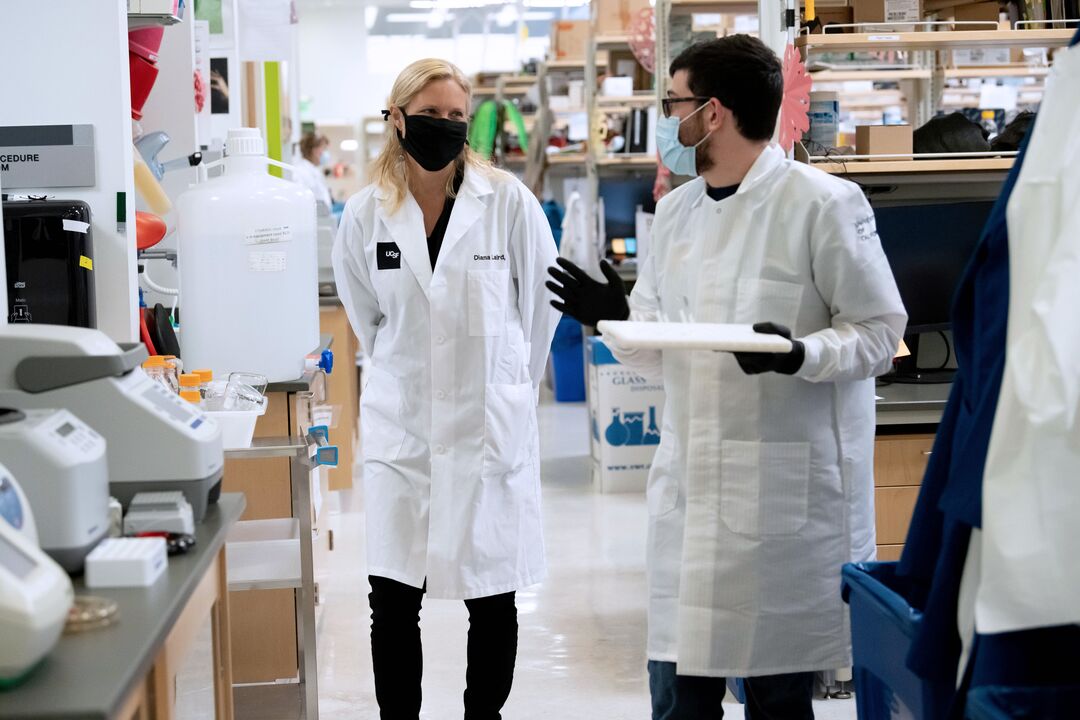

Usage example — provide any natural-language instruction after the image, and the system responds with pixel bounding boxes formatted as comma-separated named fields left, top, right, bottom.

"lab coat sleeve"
left=331, top=200, right=382, bottom=358
left=796, top=185, right=907, bottom=383
left=608, top=249, right=665, bottom=380
left=509, top=184, right=561, bottom=396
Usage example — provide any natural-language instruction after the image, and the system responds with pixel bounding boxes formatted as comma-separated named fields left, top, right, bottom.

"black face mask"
left=396, top=111, right=468, bottom=172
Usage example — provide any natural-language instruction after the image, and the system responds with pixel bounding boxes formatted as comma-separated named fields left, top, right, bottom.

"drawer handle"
left=922, top=451, right=933, bottom=456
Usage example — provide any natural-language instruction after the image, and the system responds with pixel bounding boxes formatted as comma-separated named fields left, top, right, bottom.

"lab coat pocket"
left=735, top=279, right=803, bottom=330
left=361, top=367, right=406, bottom=462
left=483, top=382, right=536, bottom=479
left=469, top=269, right=510, bottom=336
left=720, top=440, right=810, bottom=536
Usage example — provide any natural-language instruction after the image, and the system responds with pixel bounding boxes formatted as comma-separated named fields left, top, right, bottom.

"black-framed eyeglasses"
left=661, top=96, right=711, bottom=119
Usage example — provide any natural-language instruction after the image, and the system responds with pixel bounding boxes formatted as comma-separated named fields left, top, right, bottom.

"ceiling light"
left=340, top=139, right=360, bottom=152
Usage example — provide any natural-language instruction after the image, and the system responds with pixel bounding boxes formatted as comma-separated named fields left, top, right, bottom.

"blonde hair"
left=371, top=58, right=488, bottom=214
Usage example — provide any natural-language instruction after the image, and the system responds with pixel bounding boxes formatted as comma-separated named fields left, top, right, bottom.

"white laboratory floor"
left=305, top=399, right=860, bottom=720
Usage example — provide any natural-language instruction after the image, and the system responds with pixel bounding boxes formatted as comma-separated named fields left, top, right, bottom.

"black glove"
left=734, top=322, right=806, bottom=376
left=546, top=257, right=630, bottom=327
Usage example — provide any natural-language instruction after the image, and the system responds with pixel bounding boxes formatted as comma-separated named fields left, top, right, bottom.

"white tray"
left=596, top=321, right=794, bottom=353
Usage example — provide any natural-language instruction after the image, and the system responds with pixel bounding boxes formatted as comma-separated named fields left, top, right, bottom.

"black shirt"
left=706, top=183, right=739, bottom=202
left=427, top=168, right=465, bottom=270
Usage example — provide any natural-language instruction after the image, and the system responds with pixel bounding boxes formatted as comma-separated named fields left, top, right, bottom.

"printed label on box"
left=885, top=0, right=920, bottom=23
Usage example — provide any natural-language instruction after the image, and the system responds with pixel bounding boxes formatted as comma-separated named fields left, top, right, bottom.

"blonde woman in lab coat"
left=331, top=59, right=559, bottom=720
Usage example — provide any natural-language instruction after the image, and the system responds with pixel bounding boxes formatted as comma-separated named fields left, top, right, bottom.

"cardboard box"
left=853, top=0, right=923, bottom=25
left=951, top=1, right=1003, bottom=23
left=856, top=124, right=913, bottom=161
left=551, top=21, right=589, bottom=61
left=595, top=0, right=652, bottom=36
left=809, top=6, right=855, bottom=32
left=588, top=337, right=665, bottom=493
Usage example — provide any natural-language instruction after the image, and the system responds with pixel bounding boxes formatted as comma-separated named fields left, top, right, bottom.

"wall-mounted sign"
left=0, top=124, right=95, bottom=189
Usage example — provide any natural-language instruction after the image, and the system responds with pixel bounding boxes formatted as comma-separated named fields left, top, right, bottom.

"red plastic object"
left=140, top=308, right=158, bottom=357
left=136, top=211, right=167, bottom=251
left=128, top=27, right=164, bottom=61
left=129, top=27, right=164, bottom=121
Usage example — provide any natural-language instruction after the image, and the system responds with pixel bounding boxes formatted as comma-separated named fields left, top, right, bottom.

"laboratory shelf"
left=797, top=27, right=1076, bottom=53
left=596, top=94, right=658, bottom=106
left=811, top=68, right=933, bottom=81
left=945, top=65, right=1051, bottom=78
left=226, top=518, right=302, bottom=592
left=811, top=157, right=1014, bottom=175
left=547, top=152, right=590, bottom=165
left=128, top=12, right=183, bottom=28
left=595, top=34, right=633, bottom=48
left=671, top=0, right=759, bottom=12
left=547, top=54, right=609, bottom=70
left=597, top=154, right=657, bottom=169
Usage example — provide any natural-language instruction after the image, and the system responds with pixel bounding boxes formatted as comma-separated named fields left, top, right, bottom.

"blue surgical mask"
left=319, top=149, right=332, bottom=166
left=656, top=102, right=713, bottom=177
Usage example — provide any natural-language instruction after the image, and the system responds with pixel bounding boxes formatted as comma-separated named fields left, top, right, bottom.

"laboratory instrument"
left=177, top=128, right=319, bottom=382
left=0, top=325, right=224, bottom=521
left=0, top=510, right=73, bottom=685
left=124, top=491, right=195, bottom=535
left=0, top=408, right=109, bottom=573
left=0, top=462, right=38, bottom=543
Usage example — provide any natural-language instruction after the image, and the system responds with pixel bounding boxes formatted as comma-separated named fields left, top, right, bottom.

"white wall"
left=297, top=7, right=550, bottom=126
left=2, top=0, right=138, bottom=342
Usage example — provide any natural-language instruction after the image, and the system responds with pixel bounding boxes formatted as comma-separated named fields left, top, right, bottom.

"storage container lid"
left=226, top=128, right=266, bottom=157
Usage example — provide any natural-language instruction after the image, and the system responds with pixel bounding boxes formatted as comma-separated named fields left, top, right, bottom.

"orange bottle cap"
left=179, top=390, right=202, bottom=404
left=179, top=373, right=201, bottom=388
left=194, top=369, right=214, bottom=382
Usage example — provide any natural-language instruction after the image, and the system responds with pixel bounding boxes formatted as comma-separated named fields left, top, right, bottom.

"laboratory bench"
left=0, top=493, right=246, bottom=720
left=873, top=382, right=951, bottom=561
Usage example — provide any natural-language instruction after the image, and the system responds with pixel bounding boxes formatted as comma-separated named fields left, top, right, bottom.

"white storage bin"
left=202, top=396, right=267, bottom=449
left=226, top=518, right=300, bottom=590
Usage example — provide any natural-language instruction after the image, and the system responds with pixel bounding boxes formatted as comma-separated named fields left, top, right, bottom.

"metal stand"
left=225, top=428, right=338, bottom=720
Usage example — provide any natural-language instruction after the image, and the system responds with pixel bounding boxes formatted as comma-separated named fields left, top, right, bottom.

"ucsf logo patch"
left=377, top=242, right=402, bottom=270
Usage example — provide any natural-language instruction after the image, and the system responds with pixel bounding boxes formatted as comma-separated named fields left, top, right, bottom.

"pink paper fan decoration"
left=628, top=8, right=656, bottom=74
left=778, top=44, right=812, bottom=152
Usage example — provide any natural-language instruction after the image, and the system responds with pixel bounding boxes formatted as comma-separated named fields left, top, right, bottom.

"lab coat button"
left=435, top=335, right=446, bottom=345
left=435, top=390, right=446, bottom=400
left=434, top=444, right=446, bottom=455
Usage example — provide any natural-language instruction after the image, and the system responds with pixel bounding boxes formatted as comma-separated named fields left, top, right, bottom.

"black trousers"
left=649, top=660, right=816, bottom=720
left=369, top=575, right=518, bottom=720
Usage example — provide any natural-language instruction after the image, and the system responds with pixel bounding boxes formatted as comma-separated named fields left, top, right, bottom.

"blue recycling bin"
left=551, top=315, right=586, bottom=402
left=967, top=685, right=1080, bottom=720
left=841, top=562, right=954, bottom=720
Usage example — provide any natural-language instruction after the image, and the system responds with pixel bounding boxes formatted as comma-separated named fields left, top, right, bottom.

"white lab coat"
left=611, top=145, right=906, bottom=676
left=293, top=155, right=334, bottom=211
left=332, top=165, right=560, bottom=600
left=976, top=44, right=1080, bottom=635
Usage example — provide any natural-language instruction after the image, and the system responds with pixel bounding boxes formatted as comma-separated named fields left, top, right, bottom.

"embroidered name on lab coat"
left=474, top=254, right=507, bottom=261
left=377, top=242, right=402, bottom=269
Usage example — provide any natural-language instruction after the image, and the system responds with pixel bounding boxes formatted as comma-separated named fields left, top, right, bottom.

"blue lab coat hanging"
left=896, top=129, right=1032, bottom=699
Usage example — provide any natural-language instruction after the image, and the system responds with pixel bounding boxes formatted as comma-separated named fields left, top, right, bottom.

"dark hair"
left=669, top=35, right=783, bottom=142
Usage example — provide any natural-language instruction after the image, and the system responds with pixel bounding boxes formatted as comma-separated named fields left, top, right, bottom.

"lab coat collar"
left=374, top=164, right=493, bottom=300
left=690, top=144, right=786, bottom=210
left=437, top=165, right=493, bottom=268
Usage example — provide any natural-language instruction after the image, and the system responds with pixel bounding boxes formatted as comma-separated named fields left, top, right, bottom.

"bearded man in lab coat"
left=547, top=36, right=907, bottom=719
